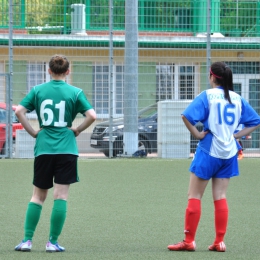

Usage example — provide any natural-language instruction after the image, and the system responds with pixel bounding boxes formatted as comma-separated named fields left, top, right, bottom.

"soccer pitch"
left=1, top=158, right=260, bottom=260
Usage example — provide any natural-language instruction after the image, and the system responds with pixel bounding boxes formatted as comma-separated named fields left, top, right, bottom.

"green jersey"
left=20, top=80, right=93, bottom=156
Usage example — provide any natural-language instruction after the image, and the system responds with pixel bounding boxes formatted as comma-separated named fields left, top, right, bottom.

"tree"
left=0, top=0, right=25, bottom=28
left=220, top=0, right=257, bottom=36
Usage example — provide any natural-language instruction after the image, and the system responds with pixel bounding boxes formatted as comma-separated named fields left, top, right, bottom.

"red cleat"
left=208, top=241, right=226, bottom=252
left=238, top=153, right=244, bottom=160
left=168, top=240, right=196, bottom=251
left=238, top=150, right=244, bottom=160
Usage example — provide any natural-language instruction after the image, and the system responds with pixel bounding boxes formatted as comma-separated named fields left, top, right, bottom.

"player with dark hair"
left=168, top=62, right=260, bottom=252
left=14, top=54, right=96, bottom=252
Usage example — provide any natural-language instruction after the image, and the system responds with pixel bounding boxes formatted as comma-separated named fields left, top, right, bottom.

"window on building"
left=92, top=63, right=124, bottom=118
left=249, top=79, right=260, bottom=148
left=156, top=64, right=196, bottom=101
left=27, top=62, right=47, bottom=92
left=179, top=65, right=195, bottom=99
left=233, top=83, right=242, bottom=95
left=225, top=62, right=260, bottom=74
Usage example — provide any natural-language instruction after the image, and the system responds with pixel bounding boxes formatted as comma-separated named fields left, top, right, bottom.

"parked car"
left=90, top=104, right=157, bottom=157
left=90, top=103, right=251, bottom=157
left=0, top=103, right=23, bottom=155
left=90, top=103, right=200, bottom=157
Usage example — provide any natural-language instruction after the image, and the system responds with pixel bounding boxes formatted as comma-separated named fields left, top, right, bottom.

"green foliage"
left=142, top=1, right=191, bottom=30
left=90, top=0, right=125, bottom=29
left=220, top=0, right=257, bottom=36
left=0, top=0, right=8, bottom=27
left=0, top=0, right=24, bottom=28
left=0, top=0, right=259, bottom=35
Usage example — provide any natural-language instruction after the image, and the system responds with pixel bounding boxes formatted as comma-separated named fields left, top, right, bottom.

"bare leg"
left=188, top=173, right=209, bottom=200
left=31, top=185, right=48, bottom=205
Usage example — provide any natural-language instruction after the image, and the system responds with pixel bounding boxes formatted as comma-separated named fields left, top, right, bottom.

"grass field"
left=0, top=158, right=260, bottom=260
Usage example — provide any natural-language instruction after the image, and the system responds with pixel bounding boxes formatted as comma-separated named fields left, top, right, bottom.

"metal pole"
left=124, top=0, right=138, bottom=156
left=63, top=0, right=67, bottom=34
left=109, top=0, right=114, bottom=158
left=7, top=0, right=14, bottom=158
left=236, top=0, right=238, bottom=29
left=206, top=0, right=211, bottom=88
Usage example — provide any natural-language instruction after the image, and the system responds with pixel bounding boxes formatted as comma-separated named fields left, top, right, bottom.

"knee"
left=31, top=194, right=47, bottom=205
left=53, top=190, right=68, bottom=200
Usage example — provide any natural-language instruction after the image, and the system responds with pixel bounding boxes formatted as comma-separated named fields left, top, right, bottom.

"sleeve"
left=181, top=91, right=209, bottom=125
left=19, top=88, right=36, bottom=112
left=76, top=91, right=93, bottom=115
left=234, top=123, right=244, bottom=134
left=239, top=98, right=260, bottom=127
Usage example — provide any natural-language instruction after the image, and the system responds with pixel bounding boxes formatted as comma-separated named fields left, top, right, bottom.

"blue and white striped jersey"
left=182, top=87, right=260, bottom=159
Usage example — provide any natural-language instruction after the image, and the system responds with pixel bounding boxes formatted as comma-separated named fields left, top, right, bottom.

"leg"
left=26, top=186, right=48, bottom=240
left=46, top=154, right=78, bottom=252
left=31, top=185, right=48, bottom=204
left=212, top=177, right=229, bottom=201
left=48, top=184, right=69, bottom=247
left=185, top=173, right=209, bottom=242
left=209, top=178, right=230, bottom=252
left=188, top=172, right=209, bottom=200
left=168, top=173, right=209, bottom=251
left=15, top=186, right=48, bottom=251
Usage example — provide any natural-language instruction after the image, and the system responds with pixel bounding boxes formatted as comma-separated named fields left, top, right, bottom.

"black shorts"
left=33, top=154, right=79, bottom=189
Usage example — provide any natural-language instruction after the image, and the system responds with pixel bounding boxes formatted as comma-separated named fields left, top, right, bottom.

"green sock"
left=49, top=199, right=67, bottom=244
left=24, top=202, right=42, bottom=241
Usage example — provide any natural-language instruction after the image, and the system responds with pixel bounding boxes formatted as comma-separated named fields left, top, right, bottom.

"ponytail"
left=210, top=62, right=233, bottom=103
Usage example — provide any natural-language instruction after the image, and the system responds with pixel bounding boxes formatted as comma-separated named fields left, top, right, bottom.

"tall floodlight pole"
left=109, top=0, right=114, bottom=158
left=206, top=0, right=211, bottom=88
left=124, top=0, right=138, bottom=156
left=8, top=0, right=14, bottom=158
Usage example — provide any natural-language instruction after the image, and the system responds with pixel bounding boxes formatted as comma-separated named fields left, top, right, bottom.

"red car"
left=0, top=102, right=23, bottom=155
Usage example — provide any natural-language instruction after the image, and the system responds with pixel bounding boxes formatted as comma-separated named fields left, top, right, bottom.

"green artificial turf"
left=0, top=158, right=259, bottom=260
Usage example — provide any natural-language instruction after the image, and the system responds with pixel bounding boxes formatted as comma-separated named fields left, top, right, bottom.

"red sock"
left=214, top=199, right=228, bottom=244
left=184, top=199, right=201, bottom=243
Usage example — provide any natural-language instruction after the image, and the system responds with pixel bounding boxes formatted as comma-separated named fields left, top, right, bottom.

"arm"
left=234, top=125, right=260, bottom=139
left=15, top=105, right=39, bottom=138
left=70, top=108, right=96, bottom=137
left=182, top=115, right=208, bottom=140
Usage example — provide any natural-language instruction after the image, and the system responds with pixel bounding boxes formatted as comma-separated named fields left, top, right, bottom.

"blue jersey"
left=182, top=87, right=260, bottom=159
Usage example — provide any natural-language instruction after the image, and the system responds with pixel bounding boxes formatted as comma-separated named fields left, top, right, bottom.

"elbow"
left=15, top=108, right=21, bottom=119
left=90, top=111, right=97, bottom=122
left=91, top=115, right=96, bottom=123
left=85, top=109, right=97, bottom=123
left=181, top=115, right=187, bottom=122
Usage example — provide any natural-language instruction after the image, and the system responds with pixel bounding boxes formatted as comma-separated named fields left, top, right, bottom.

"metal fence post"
left=7, top=0, right=14, bottom=158
left=207, top=0, right=211, bottom=88
left=124, top=0, right=138, bottom=156
left=109, top=0, right=114, bottom=158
